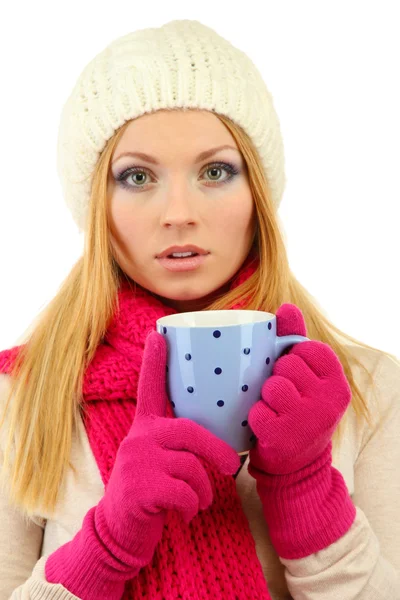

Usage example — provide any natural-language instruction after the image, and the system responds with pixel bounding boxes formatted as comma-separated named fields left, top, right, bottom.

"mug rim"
left=157, top=310, right=276, bottom=328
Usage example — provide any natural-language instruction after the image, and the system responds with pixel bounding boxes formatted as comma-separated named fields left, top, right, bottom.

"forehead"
left=114, top=109, right=237, bottom=153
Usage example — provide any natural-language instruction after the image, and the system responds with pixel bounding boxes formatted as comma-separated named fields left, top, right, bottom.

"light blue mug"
left=156, top=310, right=309, bottom=454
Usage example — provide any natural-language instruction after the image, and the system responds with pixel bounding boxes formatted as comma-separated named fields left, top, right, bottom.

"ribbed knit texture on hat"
left=56, top=19, right=286, bottom=233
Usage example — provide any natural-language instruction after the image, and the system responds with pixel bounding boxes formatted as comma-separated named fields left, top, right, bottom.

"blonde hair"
left=0, top=108, right=396, bottom=519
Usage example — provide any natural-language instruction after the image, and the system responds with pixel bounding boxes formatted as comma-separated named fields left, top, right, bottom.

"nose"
left=159, top=184, right=198, bottom=229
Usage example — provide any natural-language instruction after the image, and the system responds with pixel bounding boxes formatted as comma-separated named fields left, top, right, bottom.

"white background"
left=0, top=1, right=399, bottom=355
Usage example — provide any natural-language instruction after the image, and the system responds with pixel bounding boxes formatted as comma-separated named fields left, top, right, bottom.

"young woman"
left=0, top=18, right=399, bottom=600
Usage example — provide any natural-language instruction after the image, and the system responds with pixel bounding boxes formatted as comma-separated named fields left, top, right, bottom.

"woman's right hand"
left=45, top=331, right=240, bottom=600
left=98, top=330, right=241, bottom=567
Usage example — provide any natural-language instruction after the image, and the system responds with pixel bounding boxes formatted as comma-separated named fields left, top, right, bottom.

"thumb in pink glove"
left=247, top=304, right=356, bottom=559
left=45, top=330, right=240, bottom=600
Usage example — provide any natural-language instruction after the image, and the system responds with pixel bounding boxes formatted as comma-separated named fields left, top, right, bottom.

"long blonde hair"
left=0, top=108, right=396, bottom=519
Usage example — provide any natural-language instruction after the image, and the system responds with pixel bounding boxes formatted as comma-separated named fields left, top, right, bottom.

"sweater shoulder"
left=344, top=342, right=400, bottom=412
left=340, top=342, right=400, bottom=454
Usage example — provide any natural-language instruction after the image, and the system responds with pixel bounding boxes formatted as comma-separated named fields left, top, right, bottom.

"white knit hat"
left=57, top=19, right=286, bottom=233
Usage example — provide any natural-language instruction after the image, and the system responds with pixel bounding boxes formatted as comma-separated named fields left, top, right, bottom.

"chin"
left=149, top=278, right=226, bottom=310
left=155, top=287, right=209, bottom=302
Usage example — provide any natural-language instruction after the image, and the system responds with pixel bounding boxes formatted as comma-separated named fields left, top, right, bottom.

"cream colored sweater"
left=0, top=344, right=399, bottom=600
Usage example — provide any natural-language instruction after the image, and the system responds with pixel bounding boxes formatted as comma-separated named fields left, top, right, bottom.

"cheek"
left=217, top=196, right=255, bottom=236
left=109, top=214, right=140, bottom=268
left=110, top=196, right=129, bottom=231
left=110, top=200, right=147, bottom=243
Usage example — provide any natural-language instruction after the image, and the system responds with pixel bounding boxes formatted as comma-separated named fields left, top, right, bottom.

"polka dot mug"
left=156, top=310, right=309, bottom=454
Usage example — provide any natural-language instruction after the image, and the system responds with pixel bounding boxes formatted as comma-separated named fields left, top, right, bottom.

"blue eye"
left=114, top=161, right=240, bottom=192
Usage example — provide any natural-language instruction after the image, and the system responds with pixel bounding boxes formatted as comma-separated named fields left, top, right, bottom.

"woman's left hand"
left=248, top=303, right=352, bottom=477
left=246, top=303, right=357, bottom=559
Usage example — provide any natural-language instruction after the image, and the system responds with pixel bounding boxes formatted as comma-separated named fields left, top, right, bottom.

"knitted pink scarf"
left=0, top=252, right=273, bottom=599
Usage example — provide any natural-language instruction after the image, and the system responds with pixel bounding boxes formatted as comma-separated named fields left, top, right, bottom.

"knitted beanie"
left=56, top=19, right=286, bottom=233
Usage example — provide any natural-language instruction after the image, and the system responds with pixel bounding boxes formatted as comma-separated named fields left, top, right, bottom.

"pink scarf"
left=0, top=252, right=273, bottom=599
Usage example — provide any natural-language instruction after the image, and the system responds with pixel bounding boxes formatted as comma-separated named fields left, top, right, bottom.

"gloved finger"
left=247, top=395, right=300, bottom=447
left=260, top=374, right=302, bottom=415
left=146, top=472, right=201, bottom=524
left=156, top=417, right=240, bottom=476
left=272, top=352, right=321, bottom=396
left=166, top=450, right=213, bottom=511
left=247, top=397, right=278, bottom=439
left=275, top=303, right=307, bottom=337
left=286, top=339, right=347, bottom=380
left=136, top=330, right=169, bottom=419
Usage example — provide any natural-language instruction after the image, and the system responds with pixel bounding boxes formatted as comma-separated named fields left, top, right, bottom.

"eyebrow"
left=112, top=144, right=240, bottom=165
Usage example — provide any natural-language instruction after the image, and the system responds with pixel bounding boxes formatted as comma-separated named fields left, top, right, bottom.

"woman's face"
left=107, top=109, right=257, bottom=312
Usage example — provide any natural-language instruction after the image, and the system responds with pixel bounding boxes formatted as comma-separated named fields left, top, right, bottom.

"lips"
left=157, top=245, right=209, bottom=259
left=168, top=253, right=198, bottom=258
left=157, top=253, right=209, bottom=272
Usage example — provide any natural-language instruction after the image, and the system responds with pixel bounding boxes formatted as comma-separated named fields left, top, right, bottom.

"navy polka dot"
left=213, top=330, right=221, bottom=338
left=163, top=326, right=167, bottom=334
left=171, top=401, right=175, bottom=408
left=187, top=386, right=194, bottom=393
left=250, top=434, right=256, bottom=442
left=185, top=353, right=191, bottom=361
left=243, top=348, right=250, bottom=355
left=265, top=357, right=270, bottom=365
left=242, top=385, right=249, bottom=392
left=217, top=400, right=224, bottom=407
left=241, top=420, right=248, bottom=427
left=214, top=367, right=222, bottom=375
left=267, top=322, right=272, bottom=330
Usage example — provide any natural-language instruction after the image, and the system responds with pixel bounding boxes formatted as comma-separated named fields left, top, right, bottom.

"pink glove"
left=247, top=304, right=356, bottom=559
left=45, top=331, right=240, bottom=600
